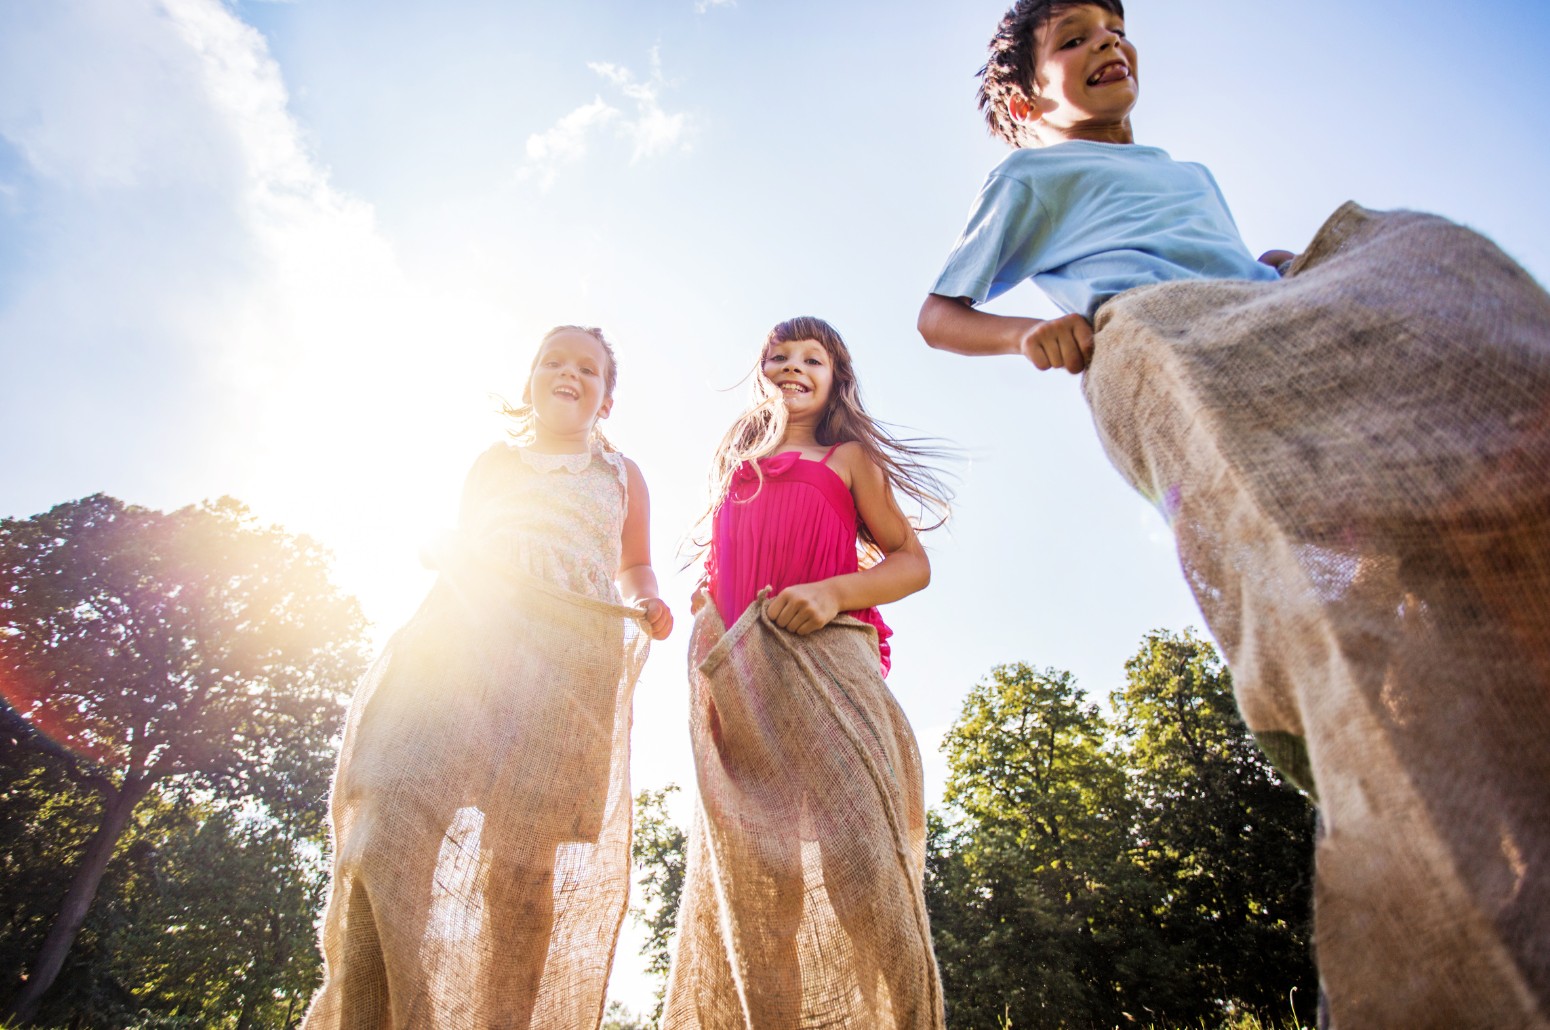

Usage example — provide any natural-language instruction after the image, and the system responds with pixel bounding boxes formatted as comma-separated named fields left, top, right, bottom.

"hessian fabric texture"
left=301, top=563, right=649, bottom=1029
left=1085, top=202, right=1550, bottom=1029
left=661, top=599, right=944, bottom=1029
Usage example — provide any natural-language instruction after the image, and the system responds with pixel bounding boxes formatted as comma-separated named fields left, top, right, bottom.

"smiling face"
left=525, top=328, right=614, bottom=446
left=1019, top=3, right=1137, bottom=143
left=762, top=336, right=835, bottom=426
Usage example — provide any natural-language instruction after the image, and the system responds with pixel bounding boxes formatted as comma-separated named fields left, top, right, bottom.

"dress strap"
left=819, top=443, right=843, bottom=466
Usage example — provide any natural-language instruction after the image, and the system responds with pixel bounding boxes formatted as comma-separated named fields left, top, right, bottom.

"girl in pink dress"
left=664, top=317, right=951, bottom=1030
left=700, top=316, right=949, bottom=665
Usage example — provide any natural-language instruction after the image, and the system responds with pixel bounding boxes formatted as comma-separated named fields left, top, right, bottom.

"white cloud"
left=694, top=0, right=734, bottom=12
left=0, top=0, right=234, bottom=189
left=629, top=103, right=688, bottom=161
left=519, top=48, right=690, bottom=189
left=521, top=97, right=620, bottom=190
left=0, top=0, right=488, bottom=633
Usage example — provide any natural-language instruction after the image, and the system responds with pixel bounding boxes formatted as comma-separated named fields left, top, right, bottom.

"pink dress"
left=707, top=446, right=893, bottom=675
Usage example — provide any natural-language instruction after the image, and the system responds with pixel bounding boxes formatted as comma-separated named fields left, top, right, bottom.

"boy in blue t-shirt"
left=917, top=4, right=1550, bottom=1029
left=917, top=0, right=1289, bottom=373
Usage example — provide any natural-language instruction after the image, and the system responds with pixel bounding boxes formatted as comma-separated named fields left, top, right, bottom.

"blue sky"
left=4, top=0, right=1549, bottom=1013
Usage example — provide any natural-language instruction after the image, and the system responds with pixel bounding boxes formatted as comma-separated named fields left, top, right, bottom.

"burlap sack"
left=661, top=598, right=944, bottom=1029
left=1085, top=202, right=1550, bottom=1028
left=301, top=561, right=648, bottom=1030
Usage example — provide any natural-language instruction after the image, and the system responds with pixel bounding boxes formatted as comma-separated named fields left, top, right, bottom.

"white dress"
left=459, top=442, right=628, bottom=601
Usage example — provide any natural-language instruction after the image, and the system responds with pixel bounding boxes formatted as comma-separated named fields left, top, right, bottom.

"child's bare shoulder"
left=465, top=440, right=516, bottom=478
left=619, top=453, right=647, bottom=487
left=829, top=441, right=885, bottom=487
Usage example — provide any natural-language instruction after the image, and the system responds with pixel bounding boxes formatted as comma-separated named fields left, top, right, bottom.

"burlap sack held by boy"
left=1085, top=201, right=1550, bottom=1028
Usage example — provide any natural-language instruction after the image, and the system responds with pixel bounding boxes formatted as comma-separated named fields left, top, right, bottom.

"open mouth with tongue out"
left=1087, top=62, right=1130, bottom=86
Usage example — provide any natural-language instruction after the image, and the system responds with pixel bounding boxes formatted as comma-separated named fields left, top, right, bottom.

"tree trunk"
left=4, top=775, right=153, bottom=1024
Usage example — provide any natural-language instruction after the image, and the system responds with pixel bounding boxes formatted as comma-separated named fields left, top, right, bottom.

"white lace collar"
left=518, top=446, right=593, bottom=474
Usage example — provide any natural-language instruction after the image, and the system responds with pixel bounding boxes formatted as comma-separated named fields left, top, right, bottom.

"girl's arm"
left=617, top=456, right=674, bottom=641
left=765, top=444, right=930, bottom=636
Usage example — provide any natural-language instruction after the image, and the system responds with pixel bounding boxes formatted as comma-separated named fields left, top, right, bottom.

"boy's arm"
left=924, top=167, right=1097, bottom=371
left=917, top=293, right=1094, bottom=374
left=1258, top=249, right=1296, bottom=270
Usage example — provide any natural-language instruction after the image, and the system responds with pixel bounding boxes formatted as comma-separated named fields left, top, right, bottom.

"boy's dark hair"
left=977, top=0, right=1125, bottom=147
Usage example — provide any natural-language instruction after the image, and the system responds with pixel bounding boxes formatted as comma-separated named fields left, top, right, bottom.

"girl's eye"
left=765, top=353, right=784, bottom=363
left=1061, top=36, right=1082, bottom=49
left=805, top=357, right=823, bottom=366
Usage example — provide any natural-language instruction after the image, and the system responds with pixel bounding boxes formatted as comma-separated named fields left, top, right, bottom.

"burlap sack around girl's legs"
left=661, top=598, right=945, bottom=1030
left=301, top=567, right=649, bottom=1030
left=1084, top=202, right=1550, bottom=1029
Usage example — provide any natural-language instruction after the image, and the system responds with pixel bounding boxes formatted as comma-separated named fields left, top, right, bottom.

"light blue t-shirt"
left=932, top=140, right=1279, bottom=319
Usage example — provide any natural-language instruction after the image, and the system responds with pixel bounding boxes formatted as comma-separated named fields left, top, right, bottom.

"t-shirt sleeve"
left=929, top=172, right=1047, bottom=306
left=1191, top=162, right=1243, bottom=233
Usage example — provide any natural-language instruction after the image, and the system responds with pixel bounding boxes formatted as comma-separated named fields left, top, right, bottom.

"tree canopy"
left=931, top=663, right=1152, bottom=1027
left=928, top=634, right=1317, bottom=1028
left=0, top=494, right=366, bottom=1025
left=0, top=495, right=1316, bottom=1028
left=1112, top=629, right=1317, bottom=1020
left=631, top=785, right=687, bottom=1023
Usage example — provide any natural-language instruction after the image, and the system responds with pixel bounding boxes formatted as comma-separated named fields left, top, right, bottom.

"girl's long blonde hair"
left=697, top=316, right=952, bottom=562
left=499, top=325, right=619, bottom=450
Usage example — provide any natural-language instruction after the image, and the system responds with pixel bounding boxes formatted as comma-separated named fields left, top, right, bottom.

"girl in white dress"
left=303, top=326, right=671, bottom=1030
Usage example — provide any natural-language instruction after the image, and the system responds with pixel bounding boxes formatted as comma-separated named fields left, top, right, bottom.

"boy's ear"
left=597, top=396, right=614, bottom=420
left=1009, top=92, right=1052, bottom=124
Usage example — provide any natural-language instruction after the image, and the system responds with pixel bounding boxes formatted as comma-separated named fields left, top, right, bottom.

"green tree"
left=630, top=785, right=687, bottom=1022
left=601, top=999, right=649, bottom=1030
left=1, top=777, right=327, bottom=1028
left=109, top=800, right=330, bottom=1028
left=933, top=663, right=1156, bottom=1029
left=1112, top=629, right=1317, bottom=1023
left=0, top=704, right=114, bottom=1017
left=0, top=494, right=365, bottom=1024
